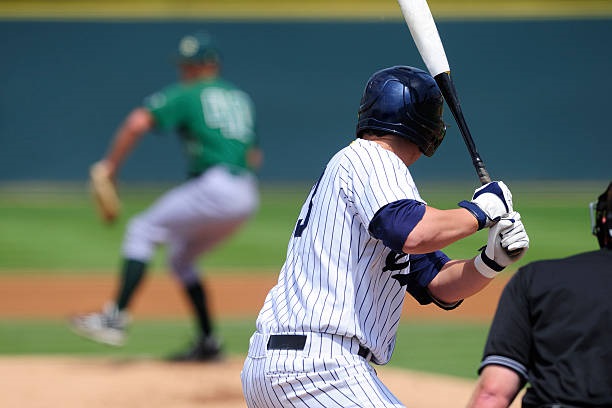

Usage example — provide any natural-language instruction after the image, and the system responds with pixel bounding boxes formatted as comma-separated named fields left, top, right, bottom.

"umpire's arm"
left=466, top=365, right=522, bottom=408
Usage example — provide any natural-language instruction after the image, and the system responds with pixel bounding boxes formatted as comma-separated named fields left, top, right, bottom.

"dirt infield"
left=0, top=272, right=510, bottom=320
left=0, top=356, right=506, bottom=408
left=0, top=272, right=523, bottom=408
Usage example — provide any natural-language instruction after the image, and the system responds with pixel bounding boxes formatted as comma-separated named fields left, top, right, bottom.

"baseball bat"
left=398, top=0, right=526, bottom=257
left=397, top=0, right=491, bottom=186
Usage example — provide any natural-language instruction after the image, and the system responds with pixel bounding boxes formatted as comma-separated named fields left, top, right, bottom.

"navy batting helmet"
left=591, top=181, right=612, bottom=249
left=356, top=66, right=446, bottom=157
left=176, top=32, right=220, bottom=65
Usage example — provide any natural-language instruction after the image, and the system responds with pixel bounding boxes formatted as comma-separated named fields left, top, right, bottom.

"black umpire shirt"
left=478, top=249, right=612, bottom=408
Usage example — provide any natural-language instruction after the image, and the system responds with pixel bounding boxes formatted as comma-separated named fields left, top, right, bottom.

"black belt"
left=267, top=334, right=371, bottom=359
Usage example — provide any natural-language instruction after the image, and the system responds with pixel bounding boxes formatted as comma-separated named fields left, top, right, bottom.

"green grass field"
left=0, top=180, right=604, bottom=379
left=0, top=318, right=488, bottom=378
left=0, top=180, right=601, bottom=271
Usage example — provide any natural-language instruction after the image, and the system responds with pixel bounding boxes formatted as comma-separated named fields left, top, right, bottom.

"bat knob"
left=506, top=248, right=523, bottom=257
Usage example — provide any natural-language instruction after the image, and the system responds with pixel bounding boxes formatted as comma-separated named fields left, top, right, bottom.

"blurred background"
left=0, top=0, right=610, bottom=394
left=0, top=0, right=610, bottom=183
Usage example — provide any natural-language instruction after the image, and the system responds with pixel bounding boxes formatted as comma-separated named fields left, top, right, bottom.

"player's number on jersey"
left=200, top=88, right=254, bottom=142
left=294, top=175, right=322, bottom=237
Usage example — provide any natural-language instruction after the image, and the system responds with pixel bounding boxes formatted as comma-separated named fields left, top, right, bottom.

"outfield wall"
left=0, top=19, right=610, bottom=182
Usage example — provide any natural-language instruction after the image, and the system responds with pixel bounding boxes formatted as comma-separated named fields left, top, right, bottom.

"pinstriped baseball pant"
left=241, top=332, right=405, bottom=408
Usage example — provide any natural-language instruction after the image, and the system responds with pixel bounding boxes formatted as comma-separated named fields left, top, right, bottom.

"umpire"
left=467, top=181, right=612, bottom=408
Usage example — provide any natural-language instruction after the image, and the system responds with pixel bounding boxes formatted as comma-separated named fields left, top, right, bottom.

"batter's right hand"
left=458, top=181, right=513, bottom=230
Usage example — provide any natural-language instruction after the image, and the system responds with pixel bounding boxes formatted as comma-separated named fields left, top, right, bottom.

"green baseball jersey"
left=144, top=77, right=257, bottom=177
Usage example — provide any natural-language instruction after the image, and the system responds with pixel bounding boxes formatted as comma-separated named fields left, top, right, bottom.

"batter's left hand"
left=474, top=211, right=529, bottom=278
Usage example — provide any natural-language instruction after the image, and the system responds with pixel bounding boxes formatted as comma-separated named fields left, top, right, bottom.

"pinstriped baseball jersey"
left=255, top=138, right=424, bottom=365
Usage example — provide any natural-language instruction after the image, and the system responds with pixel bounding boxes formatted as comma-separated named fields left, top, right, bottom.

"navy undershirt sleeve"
left=368, top=199, right=426, bottom=252
left=368, top=199, right=457, bottom=309
left=402, top=251, right=452, bottom=306
left=409, top=251, right=451, bottom=287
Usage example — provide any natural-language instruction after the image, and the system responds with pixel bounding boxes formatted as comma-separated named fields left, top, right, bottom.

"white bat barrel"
left=397, top=0, right=450, bottom=77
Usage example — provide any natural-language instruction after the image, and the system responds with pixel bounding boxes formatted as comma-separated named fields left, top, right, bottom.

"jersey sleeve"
left=479, top=267, right=532, bottom=381
left=347, top=143, right=423, bottom=228
left=143, top=85, right=185, bottom=131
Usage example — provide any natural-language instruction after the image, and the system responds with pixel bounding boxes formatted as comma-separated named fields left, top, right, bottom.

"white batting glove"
left=459, top=181, right=513, bottom=230
left=474, top=211, right=529, bottom=278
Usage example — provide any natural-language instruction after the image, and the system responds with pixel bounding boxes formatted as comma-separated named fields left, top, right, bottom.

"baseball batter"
left=70, top=31, right=261, bottom=361
left=241, top=66, right=530, bottom=407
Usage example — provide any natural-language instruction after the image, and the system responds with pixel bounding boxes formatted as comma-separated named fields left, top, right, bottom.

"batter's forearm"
left=427, top=259, right=492, bottom=303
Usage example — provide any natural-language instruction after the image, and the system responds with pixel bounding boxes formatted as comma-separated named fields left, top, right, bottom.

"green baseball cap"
left=176, top=32, right=220, bottom=64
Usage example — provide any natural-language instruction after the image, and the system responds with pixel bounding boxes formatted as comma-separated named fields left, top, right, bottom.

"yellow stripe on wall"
left=0, top=0, right=611, bottom=20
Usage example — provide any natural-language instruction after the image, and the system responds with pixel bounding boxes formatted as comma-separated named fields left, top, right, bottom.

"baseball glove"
left=89, top=161, right=120, bottom=223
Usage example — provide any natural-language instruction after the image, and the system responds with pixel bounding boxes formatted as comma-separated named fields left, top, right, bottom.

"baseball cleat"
left=168, top=335, right=223, bottom=362
left=69, top=302, right=129, bottom=347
